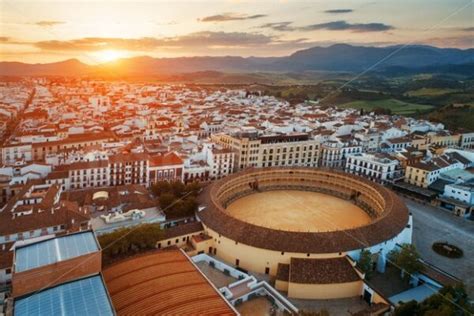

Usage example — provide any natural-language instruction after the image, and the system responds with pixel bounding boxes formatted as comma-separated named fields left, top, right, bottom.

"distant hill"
left=1, top=44, right=473, bottom=76
left=0, top=59, right=92, bottom=76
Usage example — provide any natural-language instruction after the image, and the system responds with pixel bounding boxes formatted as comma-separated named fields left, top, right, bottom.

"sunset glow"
left=92, top=50, right=126, bottom=63
left=0, top=0, right=472, bottom=64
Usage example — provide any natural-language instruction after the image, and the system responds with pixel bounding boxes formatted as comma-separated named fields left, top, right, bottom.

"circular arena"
left=198, top=168, right=411, bottom=300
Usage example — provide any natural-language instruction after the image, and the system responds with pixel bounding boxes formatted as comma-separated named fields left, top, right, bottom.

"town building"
left=320, top=140, right=362, bottom=169
left=345, top=153, right=402, bottom=184
left=212, top=132, right=320, bottom=170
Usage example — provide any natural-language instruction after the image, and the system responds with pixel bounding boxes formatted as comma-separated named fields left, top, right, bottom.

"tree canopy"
left=388, top=243, right=424, bottom=283
left=98, top=223, right=163, bottom=265
left=151, top=181, right=201, bottom=219
left=357, top=249, right=374, bottom=279
left=395, top=284, right=472, bottom=316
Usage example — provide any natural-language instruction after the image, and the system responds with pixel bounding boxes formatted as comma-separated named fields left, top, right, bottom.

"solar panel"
left=14, top=275, right=114, bottom=316
left=15, top=232, right=99, bottom=272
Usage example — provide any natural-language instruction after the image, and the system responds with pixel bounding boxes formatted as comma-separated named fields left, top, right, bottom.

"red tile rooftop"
left=103, top=248, right=236, bottom=316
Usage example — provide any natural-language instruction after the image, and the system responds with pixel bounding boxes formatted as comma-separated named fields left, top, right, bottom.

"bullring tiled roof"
left=198, top=167, right=409, bottom=254
left=289, top=257, right=360, bottom=284
left=103, top=249, right=236, bottom=315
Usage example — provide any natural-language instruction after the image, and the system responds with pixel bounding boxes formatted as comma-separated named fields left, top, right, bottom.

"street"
left=404, top=198, right=474, bottom=297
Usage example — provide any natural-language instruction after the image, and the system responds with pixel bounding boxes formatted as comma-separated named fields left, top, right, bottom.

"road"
left=404, top=198, right=474, bottom=297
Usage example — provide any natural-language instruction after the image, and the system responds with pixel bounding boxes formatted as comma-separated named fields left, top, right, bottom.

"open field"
left=405, top=87, right=460, bottom=97
left=339, top=98, right=434, bottom=115
left=225, top=190, right=371, bottom=232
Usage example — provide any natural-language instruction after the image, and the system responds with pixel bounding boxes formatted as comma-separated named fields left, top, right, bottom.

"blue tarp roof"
left=14, top=274, right=114, bottom=316
left=15, top=231, right=99, bottom=272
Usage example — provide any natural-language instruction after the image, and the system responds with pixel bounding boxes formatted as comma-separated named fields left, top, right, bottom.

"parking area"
left=405, top=198, right=474, bottom=297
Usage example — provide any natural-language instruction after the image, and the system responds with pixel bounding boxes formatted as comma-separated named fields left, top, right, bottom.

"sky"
left=0, top=0, right=472, bottom=64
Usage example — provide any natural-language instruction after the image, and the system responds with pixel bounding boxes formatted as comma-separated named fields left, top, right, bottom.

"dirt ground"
left=226, top=190, right=371, bottom=232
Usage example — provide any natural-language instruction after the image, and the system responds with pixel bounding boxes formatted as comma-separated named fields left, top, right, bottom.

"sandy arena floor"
left=226, top=190, right=371, bottom=232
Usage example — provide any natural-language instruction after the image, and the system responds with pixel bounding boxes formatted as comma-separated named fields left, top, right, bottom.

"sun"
left=93, top=50, right=125, bottom=63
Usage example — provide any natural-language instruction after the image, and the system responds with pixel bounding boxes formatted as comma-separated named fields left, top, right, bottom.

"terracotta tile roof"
left=60, top=184, right=154, bottom=211
left=54, top=160, right=109, bottom=171
left=103, top=249, right=236, bottom=315
left=199, top=167, right=409, bottom=254
left=276, top=263, right=289, bottom=282
left=0, top=201, right=89, bottom=236
left=0, top=242, right=14, bottom=269
left=161, top=222, right=204, bottom=240
left=290, top=257, right=360, bottom=284
left=109, top=152, right=149, bottom=163
left=149, top=152, right=183, bottom=167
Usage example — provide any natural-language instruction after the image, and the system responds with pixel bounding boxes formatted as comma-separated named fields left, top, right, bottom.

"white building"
left=203, top=143, right=235, bottom=180
left=1, top=144, right=33, bottom=165
left=345, top=153, right=402, bottom=184
left=320, top=140, right=362, bottom=169
left=460, top=132, right=474, bottom=149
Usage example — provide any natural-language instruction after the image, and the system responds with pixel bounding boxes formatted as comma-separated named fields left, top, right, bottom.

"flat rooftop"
left=15, top=231, right=99, bottom=273
left=14, top=274, right=114, bottom=316
left=103, top=249, right=236, bottom=315
left=225, top=190, right=371, bottom=232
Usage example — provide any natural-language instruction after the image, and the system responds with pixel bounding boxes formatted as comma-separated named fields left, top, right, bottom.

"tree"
left=98, top=223, right=163, bottom=265
left=151, top=181, right=171, bottom=196
left=357, top=249, right=373, bottom=279
left=159, top=192, right=176, bottom=210
left=394, top=284, right=473, bottom=316
left=388, top=243, right=424, bottom=283
left=151, top=181, right=202, bottom=219
left=394, top=300, right=419, bottom=316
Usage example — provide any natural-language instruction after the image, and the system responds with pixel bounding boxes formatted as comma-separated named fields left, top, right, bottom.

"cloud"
left=199, top=13, right=267, bottom=22
left=33, top=32, right=274, bottom=52
left=260, top=20, right=393, bottom=33
left=324, top=9, right=353, bottom=14
left=0, top=37, right=10, bottom=42
left=259, top=22, right=294, bottom=32
left=300, top=20, right=393, bottom=32
left=35, top=20, right=66, bottom=27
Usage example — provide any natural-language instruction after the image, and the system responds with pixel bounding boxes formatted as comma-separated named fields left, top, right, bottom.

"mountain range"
left=1, top=44, right=473, bottom=77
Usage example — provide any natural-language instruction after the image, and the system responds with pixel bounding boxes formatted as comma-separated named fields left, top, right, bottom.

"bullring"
left=198, top=167, right=412, bottom=299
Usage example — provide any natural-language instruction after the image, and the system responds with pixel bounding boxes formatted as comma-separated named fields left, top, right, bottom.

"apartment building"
left=109, top=153, right=149, bottom=187
left=345, top=153, right=402, bottom=184
left=319, top=140, right=362, bottom=169
left=404, top=154, right=465, bottom=188
left=46, top=160, right=110, bottom=190
left=211, top=132, right=261, bottom=170
left=380, top=137, right=412, bottom=153
left=211, top=132, right=320, bottom=171
left=31, top=132, right=116, bottom=161
left=427, top=131, right=461, bottom=148
left=203, top=143, right=235, bottom=180
left=1, top=143, right=33, bottom=165
left=460, top=132, right=474, bottom=149
left=149, top=152, right=184, bottom=184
